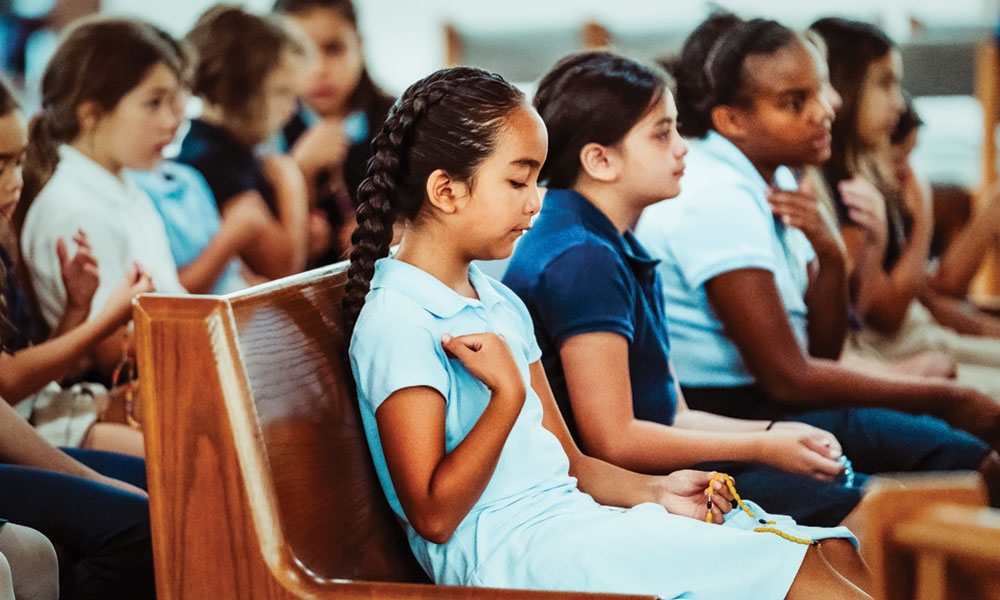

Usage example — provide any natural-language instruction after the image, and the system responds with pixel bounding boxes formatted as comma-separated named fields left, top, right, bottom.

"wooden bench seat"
left=134, top=260, right=657, bottom=600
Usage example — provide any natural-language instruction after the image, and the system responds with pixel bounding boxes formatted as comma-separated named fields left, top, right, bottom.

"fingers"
left=55, top=237, right=69, bottom=268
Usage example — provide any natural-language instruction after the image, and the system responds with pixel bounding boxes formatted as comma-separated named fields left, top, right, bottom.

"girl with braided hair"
left=634, top=17, right=1000, bottom=508
left=345, top=65, right=871, bottom=599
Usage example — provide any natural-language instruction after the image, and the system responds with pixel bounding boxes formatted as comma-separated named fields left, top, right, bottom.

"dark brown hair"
left=342, top=67, right=525, bottom=331
left=272, top=0, right=391, bottom=121
left=809, top=17, right=895, bottom=180
left=16, top=16, right=189, bottom=230
left=533, top=51, right=671, bottom=189
left=186, top=4, right=307, bottom=125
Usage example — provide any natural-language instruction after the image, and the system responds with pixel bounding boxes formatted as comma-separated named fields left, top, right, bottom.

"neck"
left=69, top=136, right=122, bottom=179
left=393, top=227, right=477, bottom=299
left=571, top=180, right=645, bottom=233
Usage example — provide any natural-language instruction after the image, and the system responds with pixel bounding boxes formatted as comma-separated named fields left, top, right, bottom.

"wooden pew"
left=134, top=261, right=657, bottom=600
left=863, top=472, right=1000, bottom=600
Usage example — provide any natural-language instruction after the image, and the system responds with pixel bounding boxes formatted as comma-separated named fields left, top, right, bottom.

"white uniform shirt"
left=21, top=145, right=184, bottom=328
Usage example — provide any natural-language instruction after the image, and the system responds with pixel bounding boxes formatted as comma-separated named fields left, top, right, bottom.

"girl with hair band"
left=504, top=47, right=865, bottom=530
left=811, top=18, right=1000, bottom=388
left=273, top=0, right=395, bottom=264
left=345, top=64, right=871, bottom=599
left=633, top=18, right=1000, bottom=505
left=178, top=4, right=312, bottom=282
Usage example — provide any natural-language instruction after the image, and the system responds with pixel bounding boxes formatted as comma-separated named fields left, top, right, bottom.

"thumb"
left=441, top=333, right=472, bottom=361
left=55, top=237, right=70, bottom=268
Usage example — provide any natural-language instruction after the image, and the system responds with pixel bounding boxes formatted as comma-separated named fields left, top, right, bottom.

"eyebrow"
left=0, top=150, right=24, bottom=161
left=509, top=158, right=541, bottom=169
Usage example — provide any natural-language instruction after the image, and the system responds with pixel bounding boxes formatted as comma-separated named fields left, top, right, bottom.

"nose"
left=526, top=185, right=542, bottom=215
left=674, top=135, right=689, bottom=159
left=824, top=82, right=843, bottom=114
left=1, top=165, right=22, bottom=196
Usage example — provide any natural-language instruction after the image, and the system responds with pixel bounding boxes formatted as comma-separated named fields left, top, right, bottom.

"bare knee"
left=786, top=546, right=871, bottom=600
left=0, top=523, right=59, bottom=600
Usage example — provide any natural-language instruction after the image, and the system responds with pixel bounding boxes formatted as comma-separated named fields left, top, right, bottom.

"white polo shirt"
left=21, top=145, right=184, bottom=328
left=635, top=131, right=815, bottom=387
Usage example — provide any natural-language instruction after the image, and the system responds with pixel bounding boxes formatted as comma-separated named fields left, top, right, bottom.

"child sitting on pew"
left=344, top=64, right=871, bottom=599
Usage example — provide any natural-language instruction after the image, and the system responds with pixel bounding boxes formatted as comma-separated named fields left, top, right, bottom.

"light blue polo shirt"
left=634, top=132, right=815, bottom=387
left=131, top=161, right=247, bottom=295
left=348, top=257, right=812, bottom=598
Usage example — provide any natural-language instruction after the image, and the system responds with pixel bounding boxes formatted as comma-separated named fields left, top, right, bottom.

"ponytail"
left=342, top=67, right=525, bottom=331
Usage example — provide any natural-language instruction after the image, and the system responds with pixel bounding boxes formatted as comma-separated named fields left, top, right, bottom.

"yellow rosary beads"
left=704, top=472, right=818, bottom=546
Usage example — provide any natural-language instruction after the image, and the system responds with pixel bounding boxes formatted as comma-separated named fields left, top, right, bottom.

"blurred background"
left=2, top=0, right=999, bottom=210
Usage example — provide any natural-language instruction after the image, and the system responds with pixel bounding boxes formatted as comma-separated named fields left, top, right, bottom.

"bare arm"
left=0, top=268, right=152, bottom=403
left=176, top=193, right=272, bottom=294
left=0, top=392, right=145, bottom=496
left=704, top=267, right=1000, bottom=440
left=374, top=333, right=525, bottom=544
left=530, top=361, right=734, bottom=522
left=843, top=171, right=933, bottom=334
left=767, top=183, right=848, bottom=358
left=557, top=332, right=843, bottom=479
left=261, top=154, right=310, bottom=274
left=219, top=190, right=299, bottom=280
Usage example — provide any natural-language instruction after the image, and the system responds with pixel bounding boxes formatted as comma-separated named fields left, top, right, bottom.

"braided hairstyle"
left=342, top=67, right=526, bottom=331
left=675, top=18, right=796, bottom=139
left=533, top=51, right=671, bottom=190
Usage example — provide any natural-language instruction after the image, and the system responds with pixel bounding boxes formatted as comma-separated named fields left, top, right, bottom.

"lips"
left=812, top=131, right=832, bottom=150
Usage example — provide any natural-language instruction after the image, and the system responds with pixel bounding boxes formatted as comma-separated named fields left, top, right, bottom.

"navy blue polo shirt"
left=503, top=188, right=677, bottom=440
left=176, top=119, right=278, bottom=216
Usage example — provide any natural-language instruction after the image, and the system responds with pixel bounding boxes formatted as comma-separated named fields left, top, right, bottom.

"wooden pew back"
left=135, top=261, right=656, bottom=600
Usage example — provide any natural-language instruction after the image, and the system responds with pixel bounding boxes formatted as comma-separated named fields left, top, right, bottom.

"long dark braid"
left=342, top=67, right=525, bottom=331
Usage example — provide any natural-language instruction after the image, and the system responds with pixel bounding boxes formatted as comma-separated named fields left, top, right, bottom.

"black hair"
left=342, top=67, right=526, bottom=330
left=809, top=17, right=895, bottom=178
left=675, top=17, right=797, bottom=139
left=533, top=51, right=671, bottom=189
left=668, top=10, right=744, bottom=138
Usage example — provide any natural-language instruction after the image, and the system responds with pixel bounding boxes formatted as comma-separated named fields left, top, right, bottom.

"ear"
left=75, top=100, right=104, bottom=134
left=578, top=142, right=619, bottom=183
left=711, top=105, right=750, bottom=142
left=424, top=168, right=469, bottom=214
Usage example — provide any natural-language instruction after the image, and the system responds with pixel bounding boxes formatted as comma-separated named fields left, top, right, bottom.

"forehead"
left=743, top=38, right=820, bottom=98
left=290, top=8, right=357, bottom=44
left=0, top=110, right=27, bottom=154
left=130, top=63, right=180, bottom=95
left=866, top=50, right=902, bottom=79
left=483, top=105, right=547, bottom=167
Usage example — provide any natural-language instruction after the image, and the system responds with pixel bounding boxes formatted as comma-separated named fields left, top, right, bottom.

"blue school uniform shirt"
left=634, top=131, right=815, bottom=388
left=503, top=189, right=677, bottom=437
left=350, top=258, right=816, bottom=598
left=130, top=162, right=247, bottom=295
left=350, top=258, right=579, bottom=581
